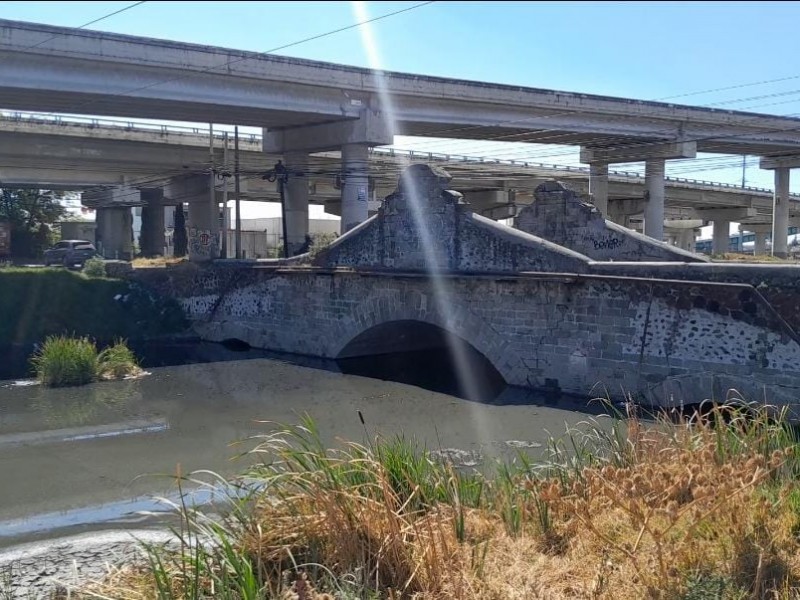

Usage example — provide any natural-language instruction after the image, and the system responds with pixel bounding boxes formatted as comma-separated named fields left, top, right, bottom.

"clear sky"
left=3, top=1, right=800, bottom=212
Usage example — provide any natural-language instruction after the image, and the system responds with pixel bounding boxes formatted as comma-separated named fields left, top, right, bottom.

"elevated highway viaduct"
left=2, top=113, right=799, bottom=259
left=3, top=19, right=800, bottom=254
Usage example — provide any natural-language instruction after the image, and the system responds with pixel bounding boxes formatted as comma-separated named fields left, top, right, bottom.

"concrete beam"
left=694, top=207, right=757, bottom=221
left=463, top=190, right=509, bottom=212
left=263, top=110, right=392, bottom=153
left=82, top=184, right=140, bottom=207
left=608, top=198, right=644, bottom=216
left=664, top=219, right=703, bottom=230
left=739, top=223, right=772, bottom=234
left=580, top=141, right=696, bottom=164
left=760, top=155, right=800, bottom=170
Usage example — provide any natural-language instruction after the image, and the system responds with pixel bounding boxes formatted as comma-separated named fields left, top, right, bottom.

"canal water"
left=0, top=342, right=606, bottom=547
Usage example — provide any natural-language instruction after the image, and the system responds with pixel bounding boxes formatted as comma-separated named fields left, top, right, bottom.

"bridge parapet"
left=516, top=181, right=707, bottom=263
left=313, top=164, right=591, bottom=274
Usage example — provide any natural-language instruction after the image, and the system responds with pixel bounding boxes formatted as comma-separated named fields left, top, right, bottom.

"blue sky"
left=2, top=0, right=800, bottom=197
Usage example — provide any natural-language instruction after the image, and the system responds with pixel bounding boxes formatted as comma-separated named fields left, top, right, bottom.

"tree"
left=0, top=188, right=67, bottom=257
left=173, top=204, right=188, bottom=257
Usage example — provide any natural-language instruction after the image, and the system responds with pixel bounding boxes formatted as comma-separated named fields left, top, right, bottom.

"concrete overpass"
left=2, top=18, right=800, bottom=254
left=2, top=111, right=799, bottom=258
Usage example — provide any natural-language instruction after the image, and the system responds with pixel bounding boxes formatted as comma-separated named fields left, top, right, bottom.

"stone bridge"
left=140, top=165, right=800, bottom=413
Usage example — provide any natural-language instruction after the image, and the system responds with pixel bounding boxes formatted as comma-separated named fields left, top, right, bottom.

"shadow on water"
left=337, top=346, right=506, bottom=403
left=2, top=335, right=606, bottom=415
left=0, top=338, right=279, bottom=381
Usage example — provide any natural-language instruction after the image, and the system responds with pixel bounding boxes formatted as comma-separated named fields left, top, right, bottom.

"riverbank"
left=36, top=407, right=800, bottom=599
left=0, top=530, right=173, bottom=599
left=0, top=267, right=187, bottom=346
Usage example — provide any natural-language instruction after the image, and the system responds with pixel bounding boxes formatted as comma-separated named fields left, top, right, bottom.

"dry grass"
left=131, top=256, right=188, bottom=268
left=709, top=252, right=794, bottom=263
left=77, top=406, right=800, bottom=599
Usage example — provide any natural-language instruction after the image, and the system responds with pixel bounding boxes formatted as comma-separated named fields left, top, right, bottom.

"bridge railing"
left=0, top=109, right=787, bottom=198
left=0, top=109, right=262, bottom=144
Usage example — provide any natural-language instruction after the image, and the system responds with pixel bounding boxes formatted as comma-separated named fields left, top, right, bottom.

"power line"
left=657, top=74, right=800, bottom=102
left=7, top=1, right=800, bottom=192
left=61, top=1, right=436, bottom=115
left=22, top=1, right=148, bottom=50
left=10, top=3, right=800, bottom=180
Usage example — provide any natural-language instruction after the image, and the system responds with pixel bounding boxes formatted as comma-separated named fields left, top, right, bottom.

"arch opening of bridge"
left=335, top=320, right=506, bottom=402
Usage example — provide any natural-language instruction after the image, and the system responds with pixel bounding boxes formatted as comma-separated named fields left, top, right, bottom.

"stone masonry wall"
left=146, top=264, right=800, bottom=414
left=589, top=262, right=800, bottom=337
left=516, top=181, right=706, bottom=263
left=130, top=164, right=800, bottom=414
left=314, top=164, right=592, bottom=274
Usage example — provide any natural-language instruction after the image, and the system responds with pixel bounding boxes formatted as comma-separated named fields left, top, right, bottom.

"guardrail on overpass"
left=1, top=109, right=783, bottom=197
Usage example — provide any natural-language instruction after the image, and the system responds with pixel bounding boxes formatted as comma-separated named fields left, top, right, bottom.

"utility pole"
left=221, top=131, right=229, bottom=259
left=741, top=155, right=747, bottom=189
left=234, top=125, right=241, bottom=259
left=275, top=160, right=289, bottom=259
left=208, top=123, right=216, bottom=259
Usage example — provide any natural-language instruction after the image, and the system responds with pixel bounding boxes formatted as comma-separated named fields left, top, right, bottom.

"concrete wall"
left=138, top=265, right=800, bottom=413
left=516, top=181, right=706, bottom=263
left=314, top=164, right=591, bottom=274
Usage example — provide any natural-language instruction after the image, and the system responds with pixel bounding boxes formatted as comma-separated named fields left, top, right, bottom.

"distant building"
left=59, top=220, right=97, bottom=243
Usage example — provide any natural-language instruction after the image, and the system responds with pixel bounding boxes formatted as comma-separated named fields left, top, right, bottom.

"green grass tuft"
left=96, top=339, right=140, bottom=380
left=30, top=335, right=98, bottom=387
left=30, top=336, right=140, bottom=387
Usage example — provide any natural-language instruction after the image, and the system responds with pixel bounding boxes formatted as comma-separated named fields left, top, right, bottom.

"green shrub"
left=30, top=336, right=140, bottom=386
left=97, top=339, right=140, bottom=380
left=82, top=257, right=106, bottom=278
left=308, top=231, right=338, bottom=260
left=30, top=335, right=98, bottom=387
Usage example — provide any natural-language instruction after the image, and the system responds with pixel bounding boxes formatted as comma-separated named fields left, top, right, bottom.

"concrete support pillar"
left=644, top=158, right=665, bottom=241
left=168, top=175, right=219, bottom=261
left=754, top=231, right=768, bottom=256
left=341, top=144, right=370, bottom=233
left=187, top=201, right=218, bottom=261
left=589, top=162, right=609, bottom=216
left=606, top=201, right=626, bottom=226
left=139, top=188, right=165, bottom=257
left=96, top=207, right=133, bottom=260
left=284, top=152, right=310, bottom=256
left=676, top=230, right=695, bottom=253
left=772, top=168, right=790, bottom=258
left=712, top=220, right=730, bottom=255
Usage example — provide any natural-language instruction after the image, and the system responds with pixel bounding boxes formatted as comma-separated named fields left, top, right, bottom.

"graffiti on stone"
left=189, top=227, right=217, bottom=258
left=590, top=235, right=624, bottom=251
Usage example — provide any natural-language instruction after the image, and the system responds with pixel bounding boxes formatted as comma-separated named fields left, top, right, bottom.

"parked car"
left=43, top=240, right=98, bottom=268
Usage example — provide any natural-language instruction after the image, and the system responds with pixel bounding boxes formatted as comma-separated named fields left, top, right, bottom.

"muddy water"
left=0, top=347, right=604, bottom=547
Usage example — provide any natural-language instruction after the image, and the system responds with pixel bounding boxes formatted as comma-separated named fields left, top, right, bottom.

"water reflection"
left=0, top=344, right=605, bottom=545
left=29, top=379, right=141, bottom=429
